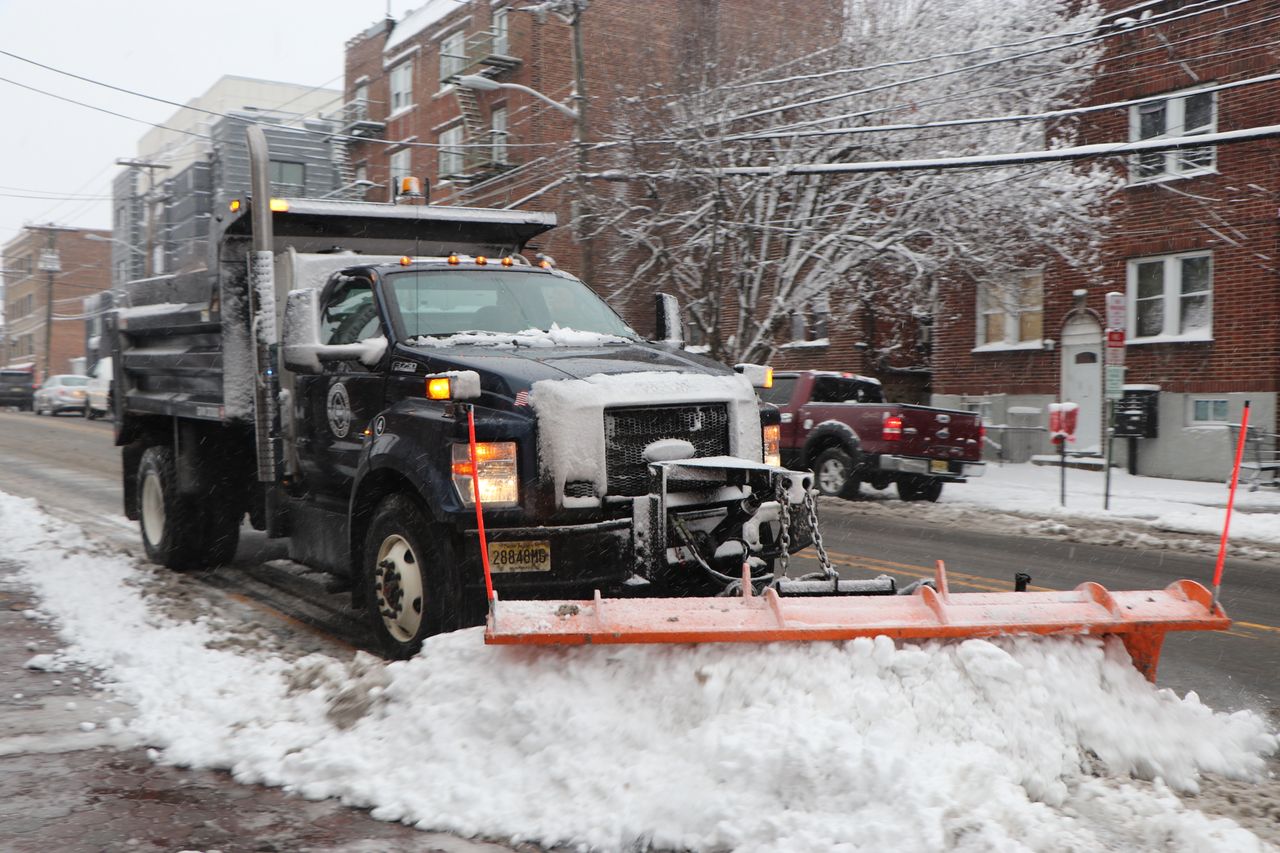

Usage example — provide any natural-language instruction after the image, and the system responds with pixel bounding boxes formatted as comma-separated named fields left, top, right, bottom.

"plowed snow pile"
left=4, top=493, right=1276, bottom=852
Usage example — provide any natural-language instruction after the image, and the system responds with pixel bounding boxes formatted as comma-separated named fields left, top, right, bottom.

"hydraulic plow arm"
left=485, top=562, right=1229, bottom=682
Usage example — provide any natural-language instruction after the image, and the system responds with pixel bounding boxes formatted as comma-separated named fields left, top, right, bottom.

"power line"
left=726, top=0, right=1256, bottom=126
left=591, top=123, right=1280, bottom=180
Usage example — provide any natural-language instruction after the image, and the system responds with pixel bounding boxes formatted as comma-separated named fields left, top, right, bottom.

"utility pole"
left=26, top=223, right=78, bottom=379
left=566, top=1, right=592, bottom=276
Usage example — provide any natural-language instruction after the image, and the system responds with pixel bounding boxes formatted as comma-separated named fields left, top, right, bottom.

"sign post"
left=1048, top=402, right=1079, bottom=506
left=1103, top=292, right=1126, bottom=510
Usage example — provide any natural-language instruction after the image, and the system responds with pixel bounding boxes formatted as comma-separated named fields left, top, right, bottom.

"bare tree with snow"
left=587, top=0, right=1119, bottom=365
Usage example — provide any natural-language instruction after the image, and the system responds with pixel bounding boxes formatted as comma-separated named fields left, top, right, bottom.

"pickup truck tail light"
left=882, top=415, right=903, bottom=441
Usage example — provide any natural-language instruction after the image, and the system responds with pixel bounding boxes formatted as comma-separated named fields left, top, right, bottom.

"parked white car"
left=85, top=357, right=113, bottom=420
left=33, top=374, right=89, bottom=416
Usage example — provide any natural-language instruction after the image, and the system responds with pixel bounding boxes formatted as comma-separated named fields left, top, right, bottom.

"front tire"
left=362, top=495, right=457, bottom=659
left=813, top=448, right=861, bottom=500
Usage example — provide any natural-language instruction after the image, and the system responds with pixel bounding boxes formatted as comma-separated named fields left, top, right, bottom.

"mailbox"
left=1114, top=386, right=1159, bottom=439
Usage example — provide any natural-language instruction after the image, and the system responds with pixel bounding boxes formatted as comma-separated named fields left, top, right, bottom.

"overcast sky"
left=0, top=0, right=427, bottom=250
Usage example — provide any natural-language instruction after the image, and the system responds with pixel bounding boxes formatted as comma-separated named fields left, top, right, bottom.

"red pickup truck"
left=759, top=371, right=985, bottom=501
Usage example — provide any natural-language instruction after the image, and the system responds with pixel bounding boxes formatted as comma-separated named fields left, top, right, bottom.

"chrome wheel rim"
left=141, top=471, right=165, bottom=547
left=817, top=458, right=846, bottom=494
left=375, top=534, right=425, bottom=643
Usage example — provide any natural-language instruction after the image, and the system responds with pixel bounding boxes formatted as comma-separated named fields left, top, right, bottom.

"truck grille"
left=604, top=403, right=730, bottom=496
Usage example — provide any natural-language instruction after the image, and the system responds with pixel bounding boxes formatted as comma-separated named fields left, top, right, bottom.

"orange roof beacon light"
left=475, top=256, right=488, bottom=266
left=400, top=256, right=413, bottom=266
left=229, top=199, right=242, bottom=213
left=447, top=254, right=461, bottom=266
left=396, top=176, right=424, bottom=200
left=501, top=256, right=514, bottom=267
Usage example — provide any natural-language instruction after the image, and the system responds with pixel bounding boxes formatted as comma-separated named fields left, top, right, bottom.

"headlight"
left=762, top=424, right=782, bottom=467
left=452, top=442, right=519, bottom=506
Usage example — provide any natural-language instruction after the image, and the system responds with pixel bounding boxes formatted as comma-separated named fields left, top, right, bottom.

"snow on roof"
left=385, top=0, right=463, bottom=52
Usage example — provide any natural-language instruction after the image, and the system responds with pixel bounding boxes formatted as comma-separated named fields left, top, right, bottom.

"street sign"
left=37, top=250, right=61, bottom=273
left=1105, top=329, right=1125, bottom=365
left=1106, top=365, right=1126, bottom=400
left=1105, top=291, right=1126, bottom=332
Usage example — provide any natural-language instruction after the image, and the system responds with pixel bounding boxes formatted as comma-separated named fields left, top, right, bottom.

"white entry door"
left=1060, top=314, right=1103, bottom=453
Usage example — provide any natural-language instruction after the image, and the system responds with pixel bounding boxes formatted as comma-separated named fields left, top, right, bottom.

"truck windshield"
left=385, top=269, right=638, bottom=340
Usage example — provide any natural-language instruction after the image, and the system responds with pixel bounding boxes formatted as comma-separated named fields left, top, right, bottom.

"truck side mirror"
left=654, top=293, right=684, bottom=348
left=282, top=288, right=384, bottom=374
left=283, top=288, right=324, bottom=374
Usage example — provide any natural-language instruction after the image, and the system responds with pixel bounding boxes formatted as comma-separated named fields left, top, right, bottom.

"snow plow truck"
left=105, top=128, right=1228, bottom=677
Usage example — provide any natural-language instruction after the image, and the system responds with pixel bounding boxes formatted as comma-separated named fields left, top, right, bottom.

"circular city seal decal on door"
left=327, top=382, right=352, bottom=438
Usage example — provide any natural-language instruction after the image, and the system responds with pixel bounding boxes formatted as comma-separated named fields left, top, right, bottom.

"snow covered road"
left=3, top=489, right=1278, bottom=852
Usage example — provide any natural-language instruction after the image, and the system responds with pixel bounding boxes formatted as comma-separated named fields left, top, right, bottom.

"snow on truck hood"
left=529, top=371, right=764, bottom=501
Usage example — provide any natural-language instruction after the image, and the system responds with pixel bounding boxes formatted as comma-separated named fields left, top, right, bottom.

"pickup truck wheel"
left=363, top=495, right=454, bottom=660
left=138, top=446, right=211, bottom=570
left=813, top=448, right=860, bottom=499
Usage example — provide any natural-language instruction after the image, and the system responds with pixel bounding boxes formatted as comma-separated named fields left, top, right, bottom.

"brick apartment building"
left=335, top=0, right=843, bottom=340
left=1, top=226, right=112, bottom=379
left=931, top=0, right=1280, bottom=481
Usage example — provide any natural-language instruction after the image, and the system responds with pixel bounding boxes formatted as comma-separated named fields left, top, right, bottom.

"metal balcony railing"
left=330, top=98, right=385, bottom=138
left=442, top=29, right=522, bottom=84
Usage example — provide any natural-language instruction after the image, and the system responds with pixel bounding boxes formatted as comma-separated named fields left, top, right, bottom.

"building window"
left=491, top=106, right=508, bottom=165
left=783, top=294, right=829, bottom=346
left=440, top=30, right=466, bottom=83
left=1190, top=398, right=1228, bottom=424
left=1130, top=89, right=1215, bottom=183
left=389, top=60, right=414, bottom=113
left=269, top=161, right=305, bottom=195
left=438, top=126, right=464, bottom=178
left=977, top=270, right=1043, bottom=347
left=1128, top=252, right=1212, bottom=342
left=492, top=7, right=510, bottom=55
left=389, top=149, right=412, bottom=189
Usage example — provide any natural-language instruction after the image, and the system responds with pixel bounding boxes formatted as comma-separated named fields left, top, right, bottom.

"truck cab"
left=108, top=130, right=817, bottom=659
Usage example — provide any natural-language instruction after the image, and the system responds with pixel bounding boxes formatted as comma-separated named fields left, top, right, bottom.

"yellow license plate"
left=488, top=540, right=551, bottom=573
left=930, top=459, right=950, bottom=473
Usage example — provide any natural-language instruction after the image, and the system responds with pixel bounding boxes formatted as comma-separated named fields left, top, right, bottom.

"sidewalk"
left=0, top=557, right=523, bottom=853
left=850, top=461, right=1280, bottom=559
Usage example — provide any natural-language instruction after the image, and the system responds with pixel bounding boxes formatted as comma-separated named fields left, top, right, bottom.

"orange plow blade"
left=485, top=565, right=1229, bottom=681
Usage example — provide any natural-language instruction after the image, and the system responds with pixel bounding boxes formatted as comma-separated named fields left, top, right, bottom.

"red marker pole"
left=1212, top=401, right=1250, bottom=613
left=467, top=405, right=496, bottom=606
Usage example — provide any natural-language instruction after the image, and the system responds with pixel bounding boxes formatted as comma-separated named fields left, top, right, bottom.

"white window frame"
left=492, top=7, right=510, bottom=56
left=1128, top=87, right=1216, bottom=184
left=438, top=125, right=465, bottom=178
left=389, top=60, right=414, bottom=114
left=439, top=30, right=466, bottom=84
left=1126, top=251, right=1213, bottom=344
left=973, top=269, right=1044, bottom=351
left=1188, top=398, right=1229, bottom=425
left=389, top=148, right=412, bottom=191
left=781, top=295, right=830, bottom=348
left=491, top=106, right=509, bottom=165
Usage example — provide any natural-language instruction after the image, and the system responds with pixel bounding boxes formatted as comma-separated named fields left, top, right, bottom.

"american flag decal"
left=514, top=390, right=530, bottom=406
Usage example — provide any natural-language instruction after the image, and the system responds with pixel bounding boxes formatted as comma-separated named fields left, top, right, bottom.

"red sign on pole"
left=1105, top=329, right=1126, bottom=366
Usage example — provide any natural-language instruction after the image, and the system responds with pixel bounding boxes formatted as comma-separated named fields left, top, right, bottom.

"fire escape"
left=327, top=98, right=386, bottom=199
left=442, top=28, right=522, bottom=183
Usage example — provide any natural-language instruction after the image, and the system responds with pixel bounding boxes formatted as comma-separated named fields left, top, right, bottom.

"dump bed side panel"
left=111, top=268, right=229, bottom=424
